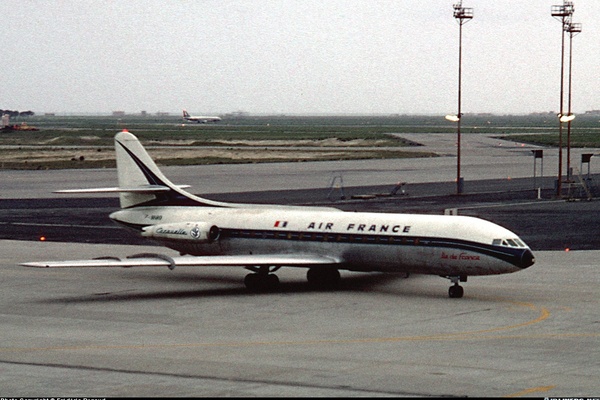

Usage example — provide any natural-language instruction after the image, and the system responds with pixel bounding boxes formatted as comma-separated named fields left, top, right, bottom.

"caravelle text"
left=155, top=227, right=188, bottom=236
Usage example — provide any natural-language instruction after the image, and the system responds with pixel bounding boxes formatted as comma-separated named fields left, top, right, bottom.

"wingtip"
left=20, top=262, right=49, bottom=268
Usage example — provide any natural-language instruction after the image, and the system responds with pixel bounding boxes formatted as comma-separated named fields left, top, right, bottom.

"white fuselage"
left=110, top=206, right=534, bottom=277
left=184, top=116, right=221, bottom=123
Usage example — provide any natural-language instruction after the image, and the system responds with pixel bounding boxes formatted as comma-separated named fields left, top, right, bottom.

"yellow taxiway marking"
left=0, top=299, right=569, bottom=353
left=505, top=385, right=556, bottom=397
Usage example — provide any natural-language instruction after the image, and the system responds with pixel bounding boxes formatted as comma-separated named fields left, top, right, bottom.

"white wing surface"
left=54, top=184, right=191, bottom=194
left=21, top=253, right=341, bottom=269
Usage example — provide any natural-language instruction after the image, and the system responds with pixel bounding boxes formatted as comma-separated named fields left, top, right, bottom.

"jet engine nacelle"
left=142, top=222, right=220, bottom=242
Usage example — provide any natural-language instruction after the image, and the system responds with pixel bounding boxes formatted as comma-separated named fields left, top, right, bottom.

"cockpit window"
left=493, top=238, right=526, bottom=248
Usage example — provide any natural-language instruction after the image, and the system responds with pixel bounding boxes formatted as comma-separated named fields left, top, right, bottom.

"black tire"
left=449, top=284, right=464, bottom=298
left=244, top=273, right=260, bottom=291
left=307, top=268, right=341, bottom=289
left=245, top=273, right=279, bottom=292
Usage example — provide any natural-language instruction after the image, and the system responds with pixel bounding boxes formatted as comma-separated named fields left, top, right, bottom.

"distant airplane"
left=182, top=109, right=221, bottom=123
left=22, top=131, right=535, bottom=298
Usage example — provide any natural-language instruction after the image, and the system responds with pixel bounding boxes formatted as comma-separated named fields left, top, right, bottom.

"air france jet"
left=21, top=131, right=535, bottom=298
left=182, top=109, right=221, bottom=123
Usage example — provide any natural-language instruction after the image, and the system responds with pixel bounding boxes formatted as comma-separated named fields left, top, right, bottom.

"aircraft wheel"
left=244, top=273, right=279, bottom=292
left=267, top=273, right=280, bottom=289
left=448, top=284, right=464, bottom=298
left=244, top=273, right=260, bottom=291
left=307, top=268, right=341, bottom=289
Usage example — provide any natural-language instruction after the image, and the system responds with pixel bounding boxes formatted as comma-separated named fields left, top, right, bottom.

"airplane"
left=182, top=109, right=222, bottom=123
left=21, top=130, right=535, bottom=298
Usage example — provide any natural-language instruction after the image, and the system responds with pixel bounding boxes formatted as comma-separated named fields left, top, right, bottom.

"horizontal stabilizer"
left=55, top=185, right=191, bottom=194
left=21, top=253, right=342, bottom=269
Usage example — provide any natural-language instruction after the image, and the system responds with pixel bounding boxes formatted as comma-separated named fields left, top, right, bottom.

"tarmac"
left=0, top=132, right=586, bottom=198
left=0, top=133, right=599, bottom=397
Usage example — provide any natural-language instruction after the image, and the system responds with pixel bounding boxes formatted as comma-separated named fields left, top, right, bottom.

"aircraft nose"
left=519, top=249, right=535, bottom=269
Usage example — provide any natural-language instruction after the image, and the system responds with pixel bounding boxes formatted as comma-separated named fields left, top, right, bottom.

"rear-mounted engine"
left=142, top=222, right=220, bottom=242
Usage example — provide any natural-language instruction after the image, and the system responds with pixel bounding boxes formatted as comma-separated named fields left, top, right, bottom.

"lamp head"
left=559, top=114, right=576, bottom=123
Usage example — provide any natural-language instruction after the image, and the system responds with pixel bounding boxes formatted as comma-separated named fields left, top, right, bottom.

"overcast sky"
left=2, top=0, right=598, bottom=115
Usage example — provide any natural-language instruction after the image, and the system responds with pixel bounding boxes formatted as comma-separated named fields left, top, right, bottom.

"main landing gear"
left=446, top=275, right=467, bottom=298
left=244, top=266, right=281, bottom=292
left=244, top=267, right=342, bottom=292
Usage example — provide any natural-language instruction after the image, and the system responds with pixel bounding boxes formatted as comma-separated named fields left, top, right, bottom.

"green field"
left=4, top=113, right=600, bottom=143
left=1, top=113, right=599, bottom=169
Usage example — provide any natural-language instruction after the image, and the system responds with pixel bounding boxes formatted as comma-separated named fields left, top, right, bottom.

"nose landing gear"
left=448, top=283, right=464, bottom=298
left=446, top=275, right=467, bottom=298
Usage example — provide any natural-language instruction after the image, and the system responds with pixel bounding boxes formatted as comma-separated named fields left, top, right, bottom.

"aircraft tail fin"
left=183, top=109, right=190, bottom=118
left=114, top=130, right=228, bottom=209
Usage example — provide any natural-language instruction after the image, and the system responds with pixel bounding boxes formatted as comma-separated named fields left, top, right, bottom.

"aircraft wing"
left=21, top=253, right=342, bottom=269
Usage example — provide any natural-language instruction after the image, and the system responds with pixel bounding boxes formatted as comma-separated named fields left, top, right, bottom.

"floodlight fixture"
left=565, top=22, right=582, bottom=34
left=551, top=2, right=574, bottom=19
left=453, top=2, right=473, bottom=21
left=559, top=114, right=576, bottom=123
